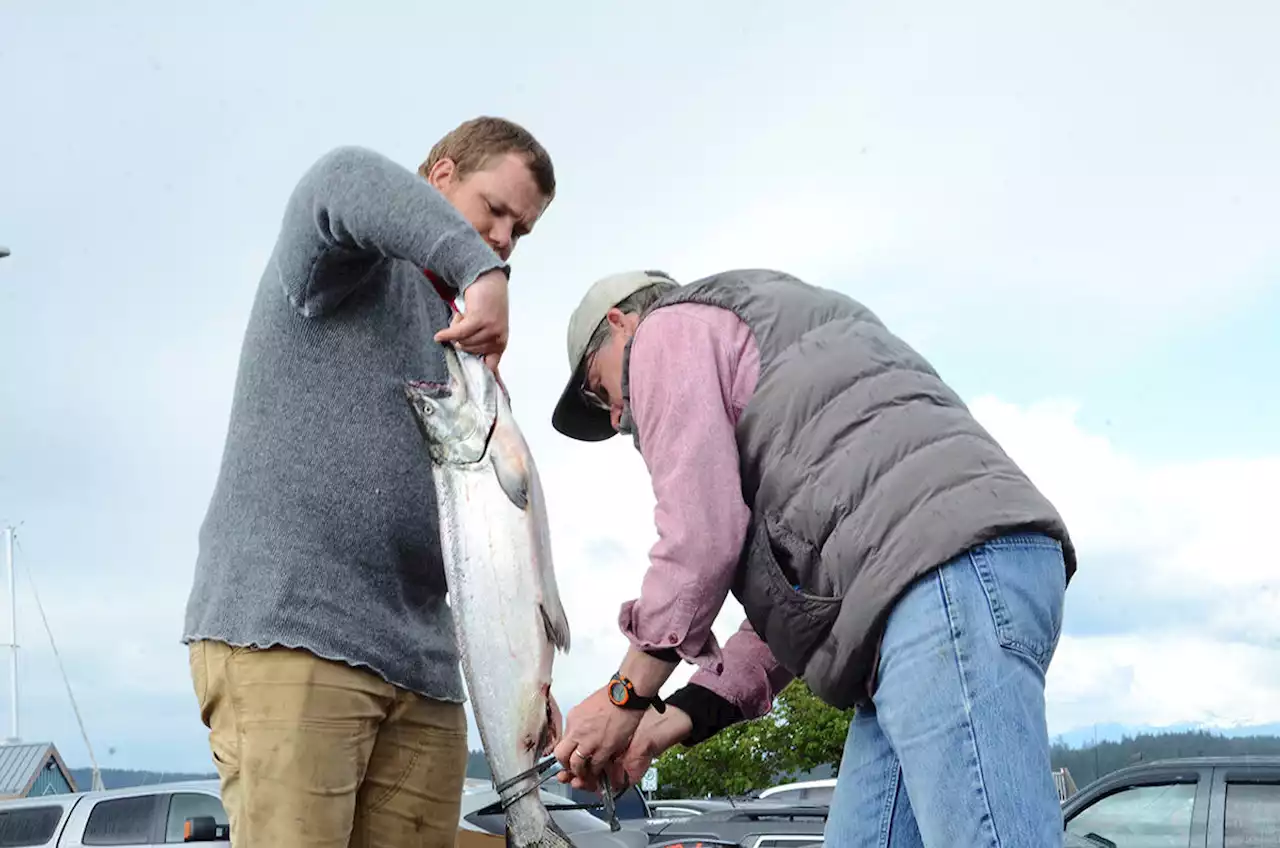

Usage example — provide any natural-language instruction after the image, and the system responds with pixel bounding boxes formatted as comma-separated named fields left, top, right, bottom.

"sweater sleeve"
left=271, top=145, right=508, bottom=318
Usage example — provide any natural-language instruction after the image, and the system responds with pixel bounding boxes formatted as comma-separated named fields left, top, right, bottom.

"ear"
left=424, top=158, right=457, bottom=193
left=606, top=307, right=627, bottom=329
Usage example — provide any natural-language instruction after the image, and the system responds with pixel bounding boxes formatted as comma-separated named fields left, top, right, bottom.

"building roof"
left=0, top=742, right=77, bottom=798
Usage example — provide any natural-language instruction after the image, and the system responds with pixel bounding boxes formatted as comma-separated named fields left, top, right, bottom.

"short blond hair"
left=420, top=116, right=556, bottom=201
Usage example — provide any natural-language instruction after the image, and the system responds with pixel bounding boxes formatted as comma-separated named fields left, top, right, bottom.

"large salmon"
left=405, top=343, right=574, bottom=848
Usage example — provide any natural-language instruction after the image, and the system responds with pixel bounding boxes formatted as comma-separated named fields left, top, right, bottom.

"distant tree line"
left=1050, top=729, right=1280, bottom=787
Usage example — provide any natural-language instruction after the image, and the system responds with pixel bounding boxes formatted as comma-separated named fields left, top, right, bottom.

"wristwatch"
left=608, top=672, right=666, bottom=714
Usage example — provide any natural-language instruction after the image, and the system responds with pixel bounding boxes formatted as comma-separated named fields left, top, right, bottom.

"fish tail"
left=505, top=813, right=577, bottom=848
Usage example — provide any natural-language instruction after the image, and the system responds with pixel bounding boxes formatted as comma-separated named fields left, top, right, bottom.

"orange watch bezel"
left=608, top=673, right=635, bottom=706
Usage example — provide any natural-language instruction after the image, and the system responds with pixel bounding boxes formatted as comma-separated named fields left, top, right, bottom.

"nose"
left=489, top=220, right=514, bottom=261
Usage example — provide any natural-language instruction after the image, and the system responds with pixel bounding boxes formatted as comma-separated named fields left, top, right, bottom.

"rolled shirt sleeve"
left=619, top=307, right=751, bottom=675
left=620, top=305, right=789, bottom=719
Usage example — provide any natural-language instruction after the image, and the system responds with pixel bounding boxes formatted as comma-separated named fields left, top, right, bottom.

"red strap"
left=424, top=270, right=459, bottom=314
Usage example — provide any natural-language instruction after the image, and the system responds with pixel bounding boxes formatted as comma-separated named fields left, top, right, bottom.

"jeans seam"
left=878, top=743, right=898, bottom=847
left=939, top=565, right=1002, bottom=848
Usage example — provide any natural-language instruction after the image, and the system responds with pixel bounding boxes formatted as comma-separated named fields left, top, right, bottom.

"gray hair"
left=582, top=279, right=678, bottom=361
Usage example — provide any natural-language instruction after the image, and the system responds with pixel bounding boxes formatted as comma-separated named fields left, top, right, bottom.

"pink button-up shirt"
left=616, top=302, right=794, bottom=719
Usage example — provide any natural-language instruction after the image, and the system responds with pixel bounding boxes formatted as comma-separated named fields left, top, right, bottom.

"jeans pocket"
left=969, top=535, right=1066, bottom=670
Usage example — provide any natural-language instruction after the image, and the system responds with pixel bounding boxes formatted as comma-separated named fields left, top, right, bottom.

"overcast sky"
left=1, top=1, right=1277, bottom=775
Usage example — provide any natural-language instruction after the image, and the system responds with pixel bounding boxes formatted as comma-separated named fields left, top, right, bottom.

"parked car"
left=0, top=777, right=649, bottom=848
left=0, top=778, right=228, bottom=846
left=755, top=780, right=835, bottom=808
left=541, top=780, right=652, bottom=825
left=642, top=803, right=828, bottom=848
left=643, top=798, right=739, bottom=822
left=1060, top=755, right=1280, bottom=847
left=462, top=785, right=615, bottom=837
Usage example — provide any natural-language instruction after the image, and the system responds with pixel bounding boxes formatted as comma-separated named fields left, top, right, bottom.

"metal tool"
left=599, top=772, right=621, bottom=831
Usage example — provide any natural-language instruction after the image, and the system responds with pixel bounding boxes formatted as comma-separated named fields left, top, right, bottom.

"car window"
left=560, top=785, right=648, bottom=821
left=165, top=792, right=228, bottom=842
left=83, top=795, right=163, bottom=845
left=610, top=785, right=648, bottom=819
left=1224, top=782, right=1280, bottom=847
left=0, top=806, right=64, bottom=847
left=1065, top=782, right=1197, bottom=847
left=652, top=806, right=698, bottom=819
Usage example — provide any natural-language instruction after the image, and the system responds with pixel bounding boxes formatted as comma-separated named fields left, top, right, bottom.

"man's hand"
left=552, top=687, right=646, bottom=790
left=555, top=705, right=693, bottom=794
left=619, top=705, right=693, bottom=786
left=434, top=268, right=509, bottom=372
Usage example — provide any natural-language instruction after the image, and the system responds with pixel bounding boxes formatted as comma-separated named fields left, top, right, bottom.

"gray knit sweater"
left=182, top=145, right=509, bottom=702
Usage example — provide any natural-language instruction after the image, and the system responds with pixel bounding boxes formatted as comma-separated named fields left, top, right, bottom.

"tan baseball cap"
left=551, top=270, right=677, bottom=441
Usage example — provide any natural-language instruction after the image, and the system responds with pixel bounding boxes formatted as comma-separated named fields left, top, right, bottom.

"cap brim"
left=551, top=360, right=617, bottom=442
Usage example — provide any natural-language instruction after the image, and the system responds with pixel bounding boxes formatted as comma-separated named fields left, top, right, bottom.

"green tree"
left=653, top=716, right=781, bottom=798
left=765, top=679, right=856, bottom=778
left=653, top=679, right=855, bottom=798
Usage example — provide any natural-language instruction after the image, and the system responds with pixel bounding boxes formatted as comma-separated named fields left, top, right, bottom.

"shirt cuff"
left=618, top=598, right=725, bottom=676
left=666, top=683, right=745, bottom=745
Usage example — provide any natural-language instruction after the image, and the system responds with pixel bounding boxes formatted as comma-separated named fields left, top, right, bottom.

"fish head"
left=405, top=344, right=498, bottom=465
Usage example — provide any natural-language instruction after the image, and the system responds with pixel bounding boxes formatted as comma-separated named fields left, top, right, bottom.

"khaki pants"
left=189, top=640, right=468, bottom=848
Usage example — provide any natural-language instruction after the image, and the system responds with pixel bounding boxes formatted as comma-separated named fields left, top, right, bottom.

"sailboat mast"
left=3, top=526, right=17, bottom=743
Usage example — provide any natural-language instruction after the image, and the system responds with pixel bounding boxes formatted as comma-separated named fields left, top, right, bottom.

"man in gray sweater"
left=182, top=117, right=556, bottom=848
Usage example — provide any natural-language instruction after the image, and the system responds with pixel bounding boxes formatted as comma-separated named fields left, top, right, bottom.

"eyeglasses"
left=580, top=352, right=611, bottom=412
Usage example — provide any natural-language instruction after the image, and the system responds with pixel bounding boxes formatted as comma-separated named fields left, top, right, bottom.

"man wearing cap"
left=549, top=268, right=1075, bottom=847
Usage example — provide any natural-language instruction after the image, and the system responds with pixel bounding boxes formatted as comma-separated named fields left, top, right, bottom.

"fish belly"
left=433, top=464, right=553, bottom=795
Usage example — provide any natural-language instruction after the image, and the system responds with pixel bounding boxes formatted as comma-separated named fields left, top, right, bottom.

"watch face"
left=609, top=681, right=629, bottom=704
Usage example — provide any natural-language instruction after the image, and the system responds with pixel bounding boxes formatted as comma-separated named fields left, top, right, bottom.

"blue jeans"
left=825, top=533, right=1067, bottom=848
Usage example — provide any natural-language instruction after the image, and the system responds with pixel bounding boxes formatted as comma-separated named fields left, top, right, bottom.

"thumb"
left=434, top=310, right=469, bottom=342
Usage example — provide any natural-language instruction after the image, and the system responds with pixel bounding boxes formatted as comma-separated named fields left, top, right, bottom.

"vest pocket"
left=734, top=518, right=843, bottom=675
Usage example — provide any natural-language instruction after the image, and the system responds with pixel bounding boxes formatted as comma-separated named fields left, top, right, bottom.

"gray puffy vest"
left=620, top=269, right=1076, bottom=708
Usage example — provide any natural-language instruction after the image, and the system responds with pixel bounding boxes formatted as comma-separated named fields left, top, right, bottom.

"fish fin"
left=540, top=602, right=571, bottom=652
left=491, top=445, right=530, bottom=510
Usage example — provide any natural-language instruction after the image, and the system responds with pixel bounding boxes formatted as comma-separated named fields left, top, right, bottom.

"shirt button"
left=667, top=634, right=678, bottom=644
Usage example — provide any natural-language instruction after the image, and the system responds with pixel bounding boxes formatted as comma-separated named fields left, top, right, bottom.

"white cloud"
left=966, top=396, right=1280, bottom=734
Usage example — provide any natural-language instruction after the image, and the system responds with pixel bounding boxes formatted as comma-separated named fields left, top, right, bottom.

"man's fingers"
left=552, top=738, right=577, bottom=770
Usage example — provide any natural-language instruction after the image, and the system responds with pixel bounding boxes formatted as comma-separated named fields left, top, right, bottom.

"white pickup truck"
left=0, top=779, right=229, bottom=847
left=0, top=779, right=656, bottom=848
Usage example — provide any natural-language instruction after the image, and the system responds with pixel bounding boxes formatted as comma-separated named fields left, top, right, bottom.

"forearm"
left=617, top=646, right=679, bottom=698
left=275, top=146, right=506, bottom=315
